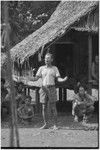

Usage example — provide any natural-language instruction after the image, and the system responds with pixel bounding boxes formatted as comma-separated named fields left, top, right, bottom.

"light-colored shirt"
left=36, top=65, right=60, bottom=86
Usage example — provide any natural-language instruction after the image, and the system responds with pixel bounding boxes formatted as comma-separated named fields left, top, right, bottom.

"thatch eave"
left=2, top=1, right=99, bottom=65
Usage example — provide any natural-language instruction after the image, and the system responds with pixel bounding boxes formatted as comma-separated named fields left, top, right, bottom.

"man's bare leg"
left=52, top=103, right=58, bottom=130
left=40, top=103, right=49, bottom=129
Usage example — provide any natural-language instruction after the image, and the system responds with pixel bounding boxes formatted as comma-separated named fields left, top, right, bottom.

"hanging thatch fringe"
left=41, top=44, right=45, bottom=58
left=72, top=5, right=98, bottom=33
left=38, top=50, right=42, bottom=62
left=12, top=61, right=14, bottom=75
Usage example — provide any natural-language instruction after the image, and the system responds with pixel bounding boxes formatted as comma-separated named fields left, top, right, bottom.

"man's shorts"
left=39, top=86, right=57, bottom=104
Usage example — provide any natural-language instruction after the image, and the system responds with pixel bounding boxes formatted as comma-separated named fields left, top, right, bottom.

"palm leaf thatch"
left=2, top=1, right=99, bottom=65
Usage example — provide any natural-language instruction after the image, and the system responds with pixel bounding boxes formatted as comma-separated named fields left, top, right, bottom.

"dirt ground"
left=1, top=112, right=98, bottom=148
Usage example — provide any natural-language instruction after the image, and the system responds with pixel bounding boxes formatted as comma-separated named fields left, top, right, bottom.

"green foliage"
left=1, top=1, right=60, bottom=47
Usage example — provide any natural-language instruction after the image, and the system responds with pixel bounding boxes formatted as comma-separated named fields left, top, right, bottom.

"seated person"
left=17, top=95, right=34, bottom=123
left=15, top=81, right=26, bottom=108
left=72, top=85, right=94, bottom=123
left=1, top=78, right=11, bottom=117
left=91, top=55, right=99, bottom=86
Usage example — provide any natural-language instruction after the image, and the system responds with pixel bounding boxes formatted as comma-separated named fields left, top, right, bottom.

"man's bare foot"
left=52, top=125, right=58, bottom=130
left=74, top=115, right=78, bottom=122
left=82, top=117, right=88, bottom=124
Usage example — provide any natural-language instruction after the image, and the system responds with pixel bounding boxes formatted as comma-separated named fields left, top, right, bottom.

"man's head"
left=17, top=82, right=24, bottom=92
left=45, top=53, right=53, bottom=66
left=95, top=55, right=99, bottom=64
left=25, top=95, right=32, bottom=105
left=78, top=86, right=85, bottom=96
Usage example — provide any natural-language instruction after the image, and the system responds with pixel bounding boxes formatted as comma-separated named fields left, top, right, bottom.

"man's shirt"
left=36, top=65, right=60, bottom=86
left=73, top=93, right=94, bottom=106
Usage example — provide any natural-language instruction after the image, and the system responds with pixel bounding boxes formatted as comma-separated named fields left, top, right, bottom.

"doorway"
left=55, top=43, right=74, bottom=78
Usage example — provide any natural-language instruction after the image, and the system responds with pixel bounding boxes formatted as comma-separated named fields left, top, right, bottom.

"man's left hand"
left=64, top=76, right=68, bottom=81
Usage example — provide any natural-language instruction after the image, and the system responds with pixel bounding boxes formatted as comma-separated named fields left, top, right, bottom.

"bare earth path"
left=1, top=113, right=98, bottom=148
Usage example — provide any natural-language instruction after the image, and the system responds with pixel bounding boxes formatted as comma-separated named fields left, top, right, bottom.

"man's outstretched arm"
left=13, top=74, right=40, bottom=82
left=57, top=76, right=68, bottom=82
left=27, top=76, right=40, bottom=82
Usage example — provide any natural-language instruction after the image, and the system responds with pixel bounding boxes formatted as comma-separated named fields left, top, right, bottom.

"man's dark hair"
left=17, top=81, right=24, bottom=86
left=16, top=81, right=24, bottom=89
left=78, top=84, right=87, bottom=91
left=45, top=53, right=53, bottom=59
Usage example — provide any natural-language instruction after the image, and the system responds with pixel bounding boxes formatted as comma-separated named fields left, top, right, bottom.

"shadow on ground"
left=1, top=111, right=98, bottom=131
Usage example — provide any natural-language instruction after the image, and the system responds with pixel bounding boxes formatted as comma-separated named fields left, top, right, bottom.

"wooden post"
left=59, top=88, right=62, bottom=102
left=3, top=2, right=20, bottom=147
left=28, top=88, right=30, bottom=96
left=63, top=88, right=66, bottom=102
left=62, top=88, right=65, bottom=102
left=88, top=33, right=92, bottom=94
left=35, top=88, right=40, bottom=113
left=24, top=87, right=26, bottom=95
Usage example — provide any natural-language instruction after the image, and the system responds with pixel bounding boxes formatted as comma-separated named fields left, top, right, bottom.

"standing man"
left=23, top=53, right=67, bottom=129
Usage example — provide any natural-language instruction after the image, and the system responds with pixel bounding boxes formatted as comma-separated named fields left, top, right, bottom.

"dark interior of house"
left=55, top=43, right=74, bottom=78
left=92, top=34, right=99, bottom=61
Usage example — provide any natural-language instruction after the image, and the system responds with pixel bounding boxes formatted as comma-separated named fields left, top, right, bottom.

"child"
left=17, top=95, right=34, bottom=124
left=15, top=82, right=26, bottom=108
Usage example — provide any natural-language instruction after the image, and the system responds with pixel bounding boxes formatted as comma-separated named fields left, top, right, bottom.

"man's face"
left=18, top=84, right=23, bottom=91
left=79, top=87, right=85, bottom=96
left=45, top=55, right=53, bottom=65
left=26, top=98, right=31, bottom=105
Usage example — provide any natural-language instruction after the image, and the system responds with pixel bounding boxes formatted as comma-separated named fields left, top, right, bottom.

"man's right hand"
left=13, top=75, right=25, bottom=82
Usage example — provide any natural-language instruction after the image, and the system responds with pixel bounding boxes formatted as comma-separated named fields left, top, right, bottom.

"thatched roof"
left=71, top=3, right=99, bottom=33
left=2, top=1, right=99, bottom=65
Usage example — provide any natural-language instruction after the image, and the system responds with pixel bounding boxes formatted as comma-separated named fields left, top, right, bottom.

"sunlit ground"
left=1, top=112, right=98, bottom=148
